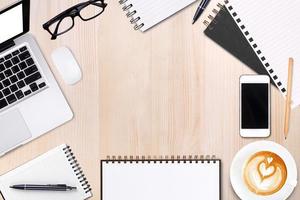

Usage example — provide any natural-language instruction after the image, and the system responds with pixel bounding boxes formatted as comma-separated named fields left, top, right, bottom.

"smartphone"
left=240, top=75, right=270, bottom=137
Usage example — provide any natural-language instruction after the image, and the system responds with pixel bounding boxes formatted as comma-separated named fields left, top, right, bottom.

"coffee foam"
left=243, top=151, right=287, bottom=196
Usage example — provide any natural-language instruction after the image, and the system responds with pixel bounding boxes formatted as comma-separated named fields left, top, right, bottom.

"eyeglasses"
left=43, top=0, right=107, bottom=40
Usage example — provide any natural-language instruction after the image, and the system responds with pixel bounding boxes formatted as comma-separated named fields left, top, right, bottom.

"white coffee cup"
left=230, top=141, right=297, bottom=200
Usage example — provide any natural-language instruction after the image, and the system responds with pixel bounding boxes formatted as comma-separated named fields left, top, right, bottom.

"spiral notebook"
left=101, top=156, right=221, bottom=200
left=0, top=144, right=92, bottom=200
left=223, top=0, right=300, bottom=107
left=203, top=4, right=276, bottom=86
left=119, top=0, right=196, bottom=31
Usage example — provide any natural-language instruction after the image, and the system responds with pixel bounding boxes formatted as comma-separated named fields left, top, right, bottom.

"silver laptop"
left=0, top=0, right=73, bottom=156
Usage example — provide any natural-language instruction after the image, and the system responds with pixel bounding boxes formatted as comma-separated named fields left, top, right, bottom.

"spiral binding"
left=104, top=155, right=218, bottom=164
left=63, top=146, right=92, bottom=194
left=118, top=0, right=144, bottom=31
left=203, top=2, right=224, bottom=29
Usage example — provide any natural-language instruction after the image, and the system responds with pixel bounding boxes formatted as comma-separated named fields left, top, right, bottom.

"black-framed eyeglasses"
left=43, top=0, right=107, bottom=40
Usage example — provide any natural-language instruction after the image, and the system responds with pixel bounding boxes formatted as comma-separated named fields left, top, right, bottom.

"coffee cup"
left=230, top=141, right=297, bottom=200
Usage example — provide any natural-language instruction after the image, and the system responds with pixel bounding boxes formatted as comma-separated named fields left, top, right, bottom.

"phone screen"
left=241, top=83, right=269, bottom=129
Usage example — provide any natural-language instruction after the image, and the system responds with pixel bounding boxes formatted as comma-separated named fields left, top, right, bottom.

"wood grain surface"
left=0, top=0, right=299, bottom=199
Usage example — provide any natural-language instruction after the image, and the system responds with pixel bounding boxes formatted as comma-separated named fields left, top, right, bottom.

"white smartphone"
left=240, top=75, right=270, bottom=137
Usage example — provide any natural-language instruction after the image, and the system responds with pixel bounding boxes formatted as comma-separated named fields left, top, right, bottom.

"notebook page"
left=226, top=0, right=300, bottom=107
left=126, top=0, right=196, bottom=31
left=102, top=161, right=220, bottom=200
left=0, top=145, right=91, bottom=200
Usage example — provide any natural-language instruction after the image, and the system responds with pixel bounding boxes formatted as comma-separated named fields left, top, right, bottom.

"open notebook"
left=225, top=0, right=300, bottom=107
left=0, top=144, right=92, bottom=200
left=118, top=0, right=196, bottom=31
left=101, top=156, right=221, bottom=200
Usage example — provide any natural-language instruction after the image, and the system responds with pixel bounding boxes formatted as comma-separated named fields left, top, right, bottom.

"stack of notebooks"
left=204, top=0, right=300, bottom=107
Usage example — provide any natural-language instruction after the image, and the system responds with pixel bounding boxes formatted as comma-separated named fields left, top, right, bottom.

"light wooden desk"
left=0, top=0, right=299, bottom=199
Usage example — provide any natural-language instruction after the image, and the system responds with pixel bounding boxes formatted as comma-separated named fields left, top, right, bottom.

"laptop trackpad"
left=0, top=109, right=32, bottom=155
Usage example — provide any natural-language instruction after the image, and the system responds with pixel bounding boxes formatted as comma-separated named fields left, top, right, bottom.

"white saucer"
left=230, top=141, right=297, bottom=200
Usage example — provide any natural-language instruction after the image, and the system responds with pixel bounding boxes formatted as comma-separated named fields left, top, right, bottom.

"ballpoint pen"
left=192, top=0, right=211, bottom=24
left=10, top=184, right=77, bottom=191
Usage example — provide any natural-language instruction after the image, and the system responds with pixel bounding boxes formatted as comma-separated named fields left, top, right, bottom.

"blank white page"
left=226, top=0, right=300, bottom=107
left=102, top=160, right=220, bottom=200
left=123, top=0, right=196, bottom=31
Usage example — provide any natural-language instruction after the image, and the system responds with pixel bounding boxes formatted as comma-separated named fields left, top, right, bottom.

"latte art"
left=243, top=151, right=287, bottom=196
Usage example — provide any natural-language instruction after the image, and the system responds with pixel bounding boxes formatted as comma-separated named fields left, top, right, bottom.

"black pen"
left=192, top=0, right=211, bottom=24
left=10, top=184, right=77, bottom=191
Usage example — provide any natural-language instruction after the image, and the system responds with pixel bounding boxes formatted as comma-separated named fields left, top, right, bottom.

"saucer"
left=230, top=141, right=297, bottom=200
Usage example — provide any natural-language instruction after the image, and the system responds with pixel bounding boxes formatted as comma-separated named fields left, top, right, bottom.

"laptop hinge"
left=0, top=40, right=15, bottom=54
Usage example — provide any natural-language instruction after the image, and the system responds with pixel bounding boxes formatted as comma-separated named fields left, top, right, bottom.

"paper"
left=226, top=0, right=300, bottom=107
left=102, top=160, right=220, bottom=200
left=123, top=0, right=196, bottom=31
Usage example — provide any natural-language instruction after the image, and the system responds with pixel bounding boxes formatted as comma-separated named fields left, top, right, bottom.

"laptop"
left=0, top=0, right=73, bottom=156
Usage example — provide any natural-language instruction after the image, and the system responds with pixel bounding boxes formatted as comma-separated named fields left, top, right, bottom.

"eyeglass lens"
left=49, top=16, right=74, bottom=35
left=79, top=3, right=105, bottom=21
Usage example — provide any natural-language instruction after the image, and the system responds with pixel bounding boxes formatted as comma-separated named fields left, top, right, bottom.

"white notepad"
left=119, top=0, right=196, bottom=31
left=101, top=158, right=221, bottom=200
left=225, top=0, right=300, bottom=107
left=0, top=144, right=92, bottom=200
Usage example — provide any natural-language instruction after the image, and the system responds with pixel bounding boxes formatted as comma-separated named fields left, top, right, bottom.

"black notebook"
left=203, top=4, right=275, bottom=86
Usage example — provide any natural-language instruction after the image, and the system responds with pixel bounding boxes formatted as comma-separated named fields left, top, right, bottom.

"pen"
left=192, top=0, right=211, bottom=24
left=10, top=184, right=77, bottom=191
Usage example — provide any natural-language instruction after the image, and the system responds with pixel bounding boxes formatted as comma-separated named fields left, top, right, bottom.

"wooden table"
left=0, top=0, right=299, bottom=199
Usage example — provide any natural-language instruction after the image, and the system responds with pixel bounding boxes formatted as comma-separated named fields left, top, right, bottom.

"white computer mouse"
left=51, top=47, right=82, bottom=85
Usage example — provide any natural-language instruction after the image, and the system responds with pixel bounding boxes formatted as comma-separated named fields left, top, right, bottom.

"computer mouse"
left=51, top=47, right=82, bottom=85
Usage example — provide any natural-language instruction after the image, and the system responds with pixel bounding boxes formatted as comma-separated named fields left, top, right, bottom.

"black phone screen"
left=241, top=83, right=269, bottom=129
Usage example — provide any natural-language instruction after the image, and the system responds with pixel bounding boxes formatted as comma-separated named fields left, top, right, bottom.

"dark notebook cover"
left=204, top=6, right=275, bottom=85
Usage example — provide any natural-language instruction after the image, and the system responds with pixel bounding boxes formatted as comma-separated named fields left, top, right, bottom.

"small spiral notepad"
left=0, top=144, right=92, bottom=200
left=224, top=0, right=300, bottom=107
left=119, top=0, right=196, bottom=31
left=101, top=156, right=221, bottom=200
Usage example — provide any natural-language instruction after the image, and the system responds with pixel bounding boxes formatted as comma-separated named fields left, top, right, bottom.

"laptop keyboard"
left=0, top=45, right=47, bottom=111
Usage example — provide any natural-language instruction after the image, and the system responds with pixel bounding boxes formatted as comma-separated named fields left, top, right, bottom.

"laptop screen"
left=0, top=3, right=23, bottom=44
